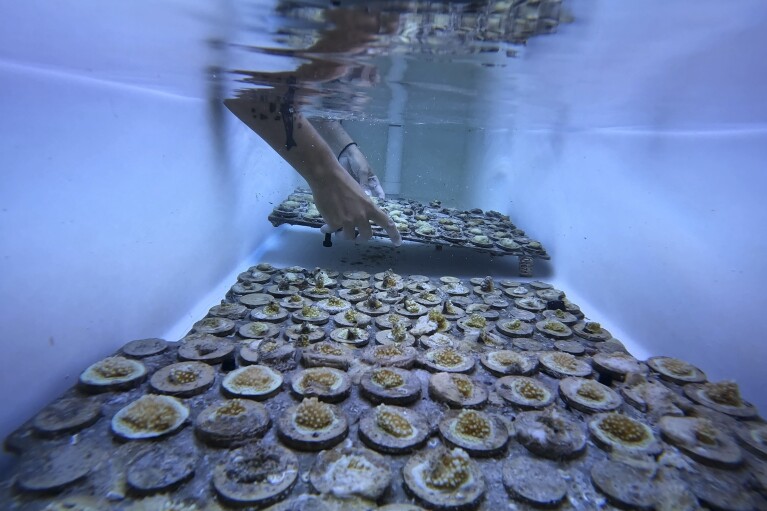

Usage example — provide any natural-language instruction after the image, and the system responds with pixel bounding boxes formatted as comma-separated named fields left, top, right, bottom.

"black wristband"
left=338, top=141, right=357, bottom=160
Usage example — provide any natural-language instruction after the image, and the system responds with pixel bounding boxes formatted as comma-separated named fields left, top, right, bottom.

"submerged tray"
left=4, top=264, right=766, bottom=510
left=269, top=189, right=550, bottom=261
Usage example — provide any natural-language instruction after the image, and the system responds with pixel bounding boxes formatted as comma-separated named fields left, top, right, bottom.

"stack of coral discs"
left=3, top=264, right=766, bottom=510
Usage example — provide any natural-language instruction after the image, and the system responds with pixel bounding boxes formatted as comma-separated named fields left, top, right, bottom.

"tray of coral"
left=269, top=189, right=550, bottom=260
left=3, top=265, right=766, bottom=510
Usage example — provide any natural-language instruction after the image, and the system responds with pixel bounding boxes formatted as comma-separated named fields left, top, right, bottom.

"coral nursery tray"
left=3, top=264, right=766, bottom=510
left=268, top=189, right=550, bottom=261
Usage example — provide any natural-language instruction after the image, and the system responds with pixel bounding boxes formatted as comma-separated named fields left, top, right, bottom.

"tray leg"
left=518, top=255, right=534, bottom=277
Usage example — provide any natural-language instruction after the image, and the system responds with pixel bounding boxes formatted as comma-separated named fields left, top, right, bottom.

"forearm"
left=224, top=98, right=342, bottom=188
left=310, top=119, right=355, bottom=158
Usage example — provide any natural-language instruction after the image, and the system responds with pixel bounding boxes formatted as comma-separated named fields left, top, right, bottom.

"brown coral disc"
left=290, top=367, right=351, bottom=403
left=590, top=459, right=655, bottom=510
left=588, top=413, right=661, bottom=456
left=308, top=445, right=392, bottom=501
left=535, top=320, right=573, bottom=339
left=503, top=456, right=567, bottom=507
left=221, top=365, right=283, bottom=400
left=32, top=397, right=102, bottom=436
left=429, top=372, right=488, bottom=409
left=647, top=356, right=706, bottom=384
left=572, top=321, right=611, bottom=341
left=538, top=351, right=592, bottom=379
left=359, top=405, right=430, bottom=454
left=558, top=377, right=623, bottom=413
left=402, top=447, right=485, bottom=510
left=659, top=416, right=743, bottom=468
left=419, top=348, right=475, bottom=373
left=121, top=338, right=168, bottom=358
left=495, top=319, right=535, bottom=338
left=194, top=399, right=271, bottom=447
left=126, top=444, right=197, bottom=494
left=439, top=410, right=509, bottom=457
left=213, top=444, right=298, bottom=507
left=191, top=316, right=236, bottom=336
left=78, top=356, right=147, bottom=393
left=16, top=443, right=97, bottom=492
left=209, top=301, right=249, bottom=319
left=300, top=341, right=353, bottom=370
left=514, top=409, right=587, bottom=460
left=238, top=321, right=280, bottom=340
left=363, top=344, right=418, bottom=369
left=238, top=292, right=272, bottom=308
left=495, top=376, right=555, bottom=410
left=480, top=350, right=538, bottom=377
left=111, top=395, right=189, bottom=440
left=150, top=361, right=216, bottom=397
left=358, top=367, right=419, bottom=404
left=277, top=399, right=348, bottom=451
left=684, top=382, right=758, bottom=418
left=177, top=335, right=235, bottom=364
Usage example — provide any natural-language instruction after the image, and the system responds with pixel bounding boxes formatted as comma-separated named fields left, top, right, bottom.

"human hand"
left=311, top=165, right=401, bottom=246
left=338, top=143, right=386, bottom=199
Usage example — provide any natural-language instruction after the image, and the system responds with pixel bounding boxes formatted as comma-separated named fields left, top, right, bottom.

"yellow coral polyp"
left=662, top=358, right=694, bottom=377
left=404, top=299, right=420, bottom=313
left=260, top=341, right=278, bottom=353
left=543, top=321, right=567, bottom=333
left=344, top=309, right=358, bottom=322
left=327, top=297, right=345, bottom=307
left=577, top=382, right=605, bottom=402
left=371, top=369, right=404, bottom=389
left=465, top=314, right=487, bottom=329
left=94, top=357, right=136, bottom=379
left=455, top=411, right=491, bottom=439
left=493, top=352, right=521, bottom=367
left=317, top=344, right=343, bottom=356
left=376, top=407, right=413, bottom=438
left=264, top=302, right=281, bottom=315
left=428, top=310, right=449, bottom=330
left=516, top=379, right=546, bottom=401
left=391, top=323, right=407, bottom=342
left=585, top=322, right=602, bottom=334
left=294, top=397, right=333, bottom=430
left=301, top=371, right=338, bottom=391
left=119, top=397, right=179, bottom=432
left=551, top=352, right=578, bottom=371
left=504, top=320, right=522, bottom=330
left=301, top=305, right=321, bottom=318
left=598, top=414, right=648, bottom=444
left=232, top=367, right=273, bottom=391
left=424, top=450, right=470, bottom=490
left=376, top=344, right=404, bottom=358
left=434, top=348, right=463, bottom=367
left=704, top=381, right=744, bottom=407
left=452, top=375, right=473, bottom=398
left=217, top=400, right=246, bottom=416
left=168, top=367, right=199, bottom=385
left=695, top=419, right=718, bottom=445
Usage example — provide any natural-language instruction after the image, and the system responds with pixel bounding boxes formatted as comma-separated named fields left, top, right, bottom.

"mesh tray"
left=269, top=189, right=550, bottom=261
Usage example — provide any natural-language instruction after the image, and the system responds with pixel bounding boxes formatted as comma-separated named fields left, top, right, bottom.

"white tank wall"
left=0, top=0, right=295, bottom=471
left=467, top=1, right=767, bottom=412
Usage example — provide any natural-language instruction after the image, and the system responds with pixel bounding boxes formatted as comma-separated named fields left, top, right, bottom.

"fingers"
left=357, top=221, right=373, bottom=242
left=341, top=225, right=356, bottom=241
left=320, top=223, right=336, bottom=234
left=369, top=206, right=402, bottom=247
left=368, top=175, right=386, bottom=199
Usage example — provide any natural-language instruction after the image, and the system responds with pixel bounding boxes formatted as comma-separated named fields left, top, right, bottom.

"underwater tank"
left=1, top=0, right=767, bottom=509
